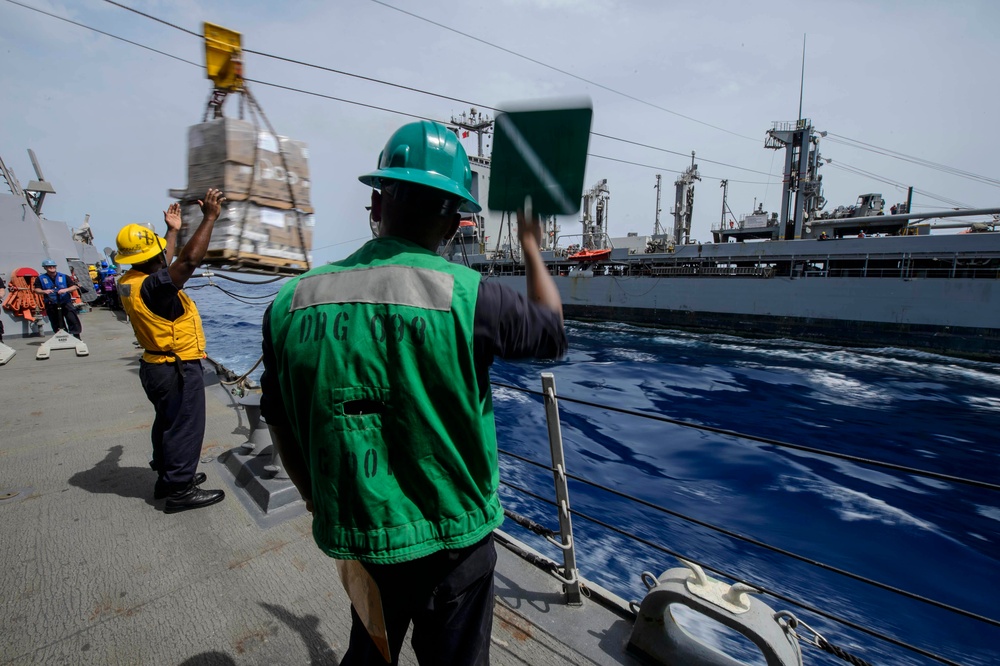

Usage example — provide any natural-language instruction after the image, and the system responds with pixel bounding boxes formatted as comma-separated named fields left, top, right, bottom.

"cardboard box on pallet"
left=178, top=200, right=314, bottom=269
left=185, top=118, right=312, bottom=211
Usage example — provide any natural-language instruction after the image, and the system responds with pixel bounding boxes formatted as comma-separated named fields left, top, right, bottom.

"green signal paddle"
left=487, top=102, right=593, bottom=216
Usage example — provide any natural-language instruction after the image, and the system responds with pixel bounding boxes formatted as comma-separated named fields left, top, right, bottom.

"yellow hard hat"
left=115, top=223, right=166, bottom=264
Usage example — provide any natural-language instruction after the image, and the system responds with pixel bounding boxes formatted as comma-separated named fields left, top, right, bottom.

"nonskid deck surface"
left=0, top=310, right=636, bottom=665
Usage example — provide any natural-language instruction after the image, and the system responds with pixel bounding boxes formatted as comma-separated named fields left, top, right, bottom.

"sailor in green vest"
left=261, top=120, right=566, bottom=665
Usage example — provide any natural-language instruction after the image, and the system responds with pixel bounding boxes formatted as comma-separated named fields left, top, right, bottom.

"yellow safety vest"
left=119, top=269, right=206, bottom=363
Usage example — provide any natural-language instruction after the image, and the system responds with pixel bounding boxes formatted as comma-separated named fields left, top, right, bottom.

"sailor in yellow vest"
left=115, top=189, right=226, bottom=514
left=261, top=121, right=567, bottom=664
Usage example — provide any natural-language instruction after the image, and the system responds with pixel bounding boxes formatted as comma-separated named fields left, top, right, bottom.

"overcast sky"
left=2, top=0, right=998, bottom=263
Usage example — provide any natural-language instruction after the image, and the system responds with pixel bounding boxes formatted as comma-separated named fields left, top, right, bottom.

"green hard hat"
left=359, top=120, right=481, bottom=213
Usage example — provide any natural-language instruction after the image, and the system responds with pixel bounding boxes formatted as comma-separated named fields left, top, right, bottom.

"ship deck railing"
left=496, top=373, right=1000, bottom=666
left=474, top=260, right=1000, bottom=281
left=645, top=265, right=774, bottom=277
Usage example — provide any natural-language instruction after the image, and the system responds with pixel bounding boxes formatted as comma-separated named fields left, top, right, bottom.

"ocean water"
left=190, top=275, right=1000, bottom=666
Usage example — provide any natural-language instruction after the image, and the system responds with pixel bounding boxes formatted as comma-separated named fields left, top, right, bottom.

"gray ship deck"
left=0, top=309, right=639, bottom=665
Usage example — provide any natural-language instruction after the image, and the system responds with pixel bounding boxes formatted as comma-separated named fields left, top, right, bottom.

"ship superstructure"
left=0, top=149, right=106, bottom=338
left=445, top=116, right=1000, bottom=360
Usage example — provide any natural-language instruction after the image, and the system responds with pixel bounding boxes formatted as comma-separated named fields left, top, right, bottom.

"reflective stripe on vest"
left=290, top=265, right=455, bottom=312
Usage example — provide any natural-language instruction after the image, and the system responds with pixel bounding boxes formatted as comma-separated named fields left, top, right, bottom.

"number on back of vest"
left=297, top=310, right=427, bottom=346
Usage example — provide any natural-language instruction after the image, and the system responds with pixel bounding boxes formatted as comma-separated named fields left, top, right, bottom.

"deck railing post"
left=541, top=372, right=582, bottom=605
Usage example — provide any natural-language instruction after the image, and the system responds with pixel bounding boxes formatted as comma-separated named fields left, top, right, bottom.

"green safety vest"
left=269, top=237, right=502, bottom=564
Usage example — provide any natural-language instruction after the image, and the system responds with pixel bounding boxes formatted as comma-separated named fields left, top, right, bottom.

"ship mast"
left=450, top=108, right=493, bottom=158
left=762, top=33, right=826, bottom=241
left=653, top=174, right=663, bottom=236
left=765, top=120, right=824, bottom=240
left=581, top=179, right=610, bottom=249
left=671, top=152, right=700, bottom=245
left=719, top=179, right=729, bottom=231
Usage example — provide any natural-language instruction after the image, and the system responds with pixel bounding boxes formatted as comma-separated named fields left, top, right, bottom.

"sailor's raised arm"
left=517, top=202, right=563, bottom=323
left=162, top=202, right=182, bottom=265
left=168, top=189, right=224, bottom=288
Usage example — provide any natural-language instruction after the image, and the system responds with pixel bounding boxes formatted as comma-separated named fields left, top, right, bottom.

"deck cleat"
left=628, top=561, right=802, bottom=666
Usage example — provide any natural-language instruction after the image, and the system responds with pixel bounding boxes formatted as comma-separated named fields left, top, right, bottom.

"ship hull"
left=461, top=233, right=1000, bottom=361
left=490, top=271, right=1000, bottom=361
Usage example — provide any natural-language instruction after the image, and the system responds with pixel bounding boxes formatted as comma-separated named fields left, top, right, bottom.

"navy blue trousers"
left=340, top=535, right=497, bottom=666
left=139, top=359, right=205, bottom=486
left=45, top=302, right=82, bottom=337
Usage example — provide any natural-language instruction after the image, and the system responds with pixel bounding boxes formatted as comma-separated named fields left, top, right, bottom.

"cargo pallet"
left=202, top=249, right=309, bottom=276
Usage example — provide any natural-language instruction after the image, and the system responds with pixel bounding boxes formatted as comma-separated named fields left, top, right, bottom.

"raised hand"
left=197, top=188, right=227, bottom=222
left=516, top=196, right=543, bottom=249
left=163, top=202, right=182, bottom=231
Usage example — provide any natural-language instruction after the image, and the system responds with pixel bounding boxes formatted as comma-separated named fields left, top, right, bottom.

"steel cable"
left=498, top=445, right=1000, bottom=629
left=491, top=381, right=1000, bottom=492
left=501, top=477, right=963, bottom=666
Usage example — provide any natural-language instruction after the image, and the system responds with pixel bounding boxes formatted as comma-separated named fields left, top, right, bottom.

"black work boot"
left=164, top=483, right=225, bottom=514
left=154, top=473, right=206, bottom=500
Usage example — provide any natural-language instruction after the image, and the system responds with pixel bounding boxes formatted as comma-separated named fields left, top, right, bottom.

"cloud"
left=3, top=0, right=999, bottom=262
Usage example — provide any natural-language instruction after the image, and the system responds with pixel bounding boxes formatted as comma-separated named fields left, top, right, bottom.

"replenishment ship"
left=447, top=115, right=1000, bottom=361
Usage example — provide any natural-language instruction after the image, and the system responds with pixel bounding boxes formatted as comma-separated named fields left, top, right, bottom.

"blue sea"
left=191, top=274, right=1000, bottom=666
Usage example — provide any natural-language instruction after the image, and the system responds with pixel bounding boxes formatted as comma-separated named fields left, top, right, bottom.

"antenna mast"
left=719, top=180, right=729, bottom=231
left=798, top=34, right=806, bottom=121
left=653, top=174, right=663, bottom=235
left=24, top=149, right=56, bottom=215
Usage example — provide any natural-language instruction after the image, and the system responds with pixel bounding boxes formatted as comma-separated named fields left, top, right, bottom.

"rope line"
left=502, top=507, right=558, bottom=540
left=500, top=478, right=961, bottom=665
left=85, top=0, right=774, bottom=177
left=195, top=272, right=285, bottom=285
left=490, top=381, right=1000, bottom=492
left=368, top=0, right=758, bottom=142
left=777, top=612, right=875, bottom=666
left=219, top=354, right=263, bottom=386
left=497, top=446, right=1000, bottom=629
left=826, top=132, right=1000, bottom=188
left=99, top=0, right=200, bottom=36
left=4, top=0, right=199, bottom=66
left=816, top=638, right=874, bottom=666
left=11, top=0, right=986, bottom=197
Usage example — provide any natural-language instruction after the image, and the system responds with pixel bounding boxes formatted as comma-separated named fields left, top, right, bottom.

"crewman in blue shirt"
left=34, top=259, right=82, bottom=337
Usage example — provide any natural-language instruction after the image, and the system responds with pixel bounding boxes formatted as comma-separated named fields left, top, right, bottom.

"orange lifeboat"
left=567, top=248, right=611, bottom=262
